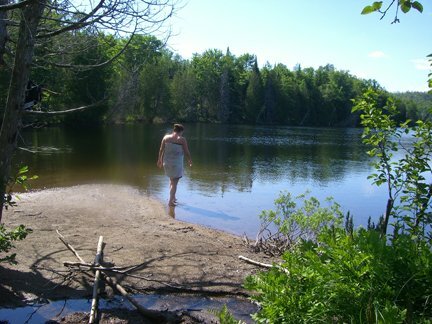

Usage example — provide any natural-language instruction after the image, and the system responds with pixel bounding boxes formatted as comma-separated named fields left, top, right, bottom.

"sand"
left=0, top=184, right=268, bottom=308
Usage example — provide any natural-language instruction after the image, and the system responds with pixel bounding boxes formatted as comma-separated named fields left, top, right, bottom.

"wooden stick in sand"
left=89, top=236, right=104, bottom=324
left=56, top=231, right=176, bottom=322
left=238, top=255, right=289, bottom=274
left=56, top=229, right=86, bottom=263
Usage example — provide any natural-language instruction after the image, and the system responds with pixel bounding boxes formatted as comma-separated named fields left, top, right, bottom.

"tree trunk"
left=0, top=0, right=45, bottom=222
left=0, top=0, right=9, bottom=66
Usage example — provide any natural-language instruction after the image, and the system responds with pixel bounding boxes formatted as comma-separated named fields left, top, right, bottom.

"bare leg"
left=168, top=205, right=176, bottom=218
left=169, top=177, right=180, bottom=206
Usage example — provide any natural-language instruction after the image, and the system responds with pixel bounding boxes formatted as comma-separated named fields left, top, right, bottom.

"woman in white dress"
left=157, top=124, right=192, bottom=206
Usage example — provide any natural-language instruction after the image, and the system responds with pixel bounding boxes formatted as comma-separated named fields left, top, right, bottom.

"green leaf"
left=411, top=1, right=423, bottom=12
left=18, top=166, right=29, bottom=174
left=373, top=1, right=383, bottom=10
left=361, top=5, right=376, bottom=14
left=400, top=2, right=411, bottom=13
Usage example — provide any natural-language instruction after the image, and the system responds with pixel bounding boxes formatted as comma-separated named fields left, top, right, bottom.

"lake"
left=14, top=123, right=390, bottom=236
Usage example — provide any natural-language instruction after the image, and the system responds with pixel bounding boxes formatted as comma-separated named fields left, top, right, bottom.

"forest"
left=1, top=33, right=430, bottom=128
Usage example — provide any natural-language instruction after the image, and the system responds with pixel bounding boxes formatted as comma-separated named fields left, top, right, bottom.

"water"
left=0, top=294, right=257, bottom=323
left=13, top=123, right=390, bottom=236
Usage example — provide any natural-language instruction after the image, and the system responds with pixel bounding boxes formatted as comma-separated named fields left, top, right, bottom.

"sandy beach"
left=0, top=184, right=269, bottom=311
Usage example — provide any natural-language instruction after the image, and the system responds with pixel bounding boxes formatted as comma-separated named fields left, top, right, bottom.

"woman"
left=157, top=124, right=192, bottom=206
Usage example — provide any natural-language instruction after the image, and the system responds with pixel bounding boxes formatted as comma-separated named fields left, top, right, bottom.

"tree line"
left=2, top=33, right=428, bottom=128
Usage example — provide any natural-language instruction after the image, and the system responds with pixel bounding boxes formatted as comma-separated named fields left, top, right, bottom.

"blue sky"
left=167, top=0, right=432, bottom=92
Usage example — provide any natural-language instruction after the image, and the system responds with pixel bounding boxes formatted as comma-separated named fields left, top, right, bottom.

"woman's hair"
left=173, top=123, right=184, bottom=133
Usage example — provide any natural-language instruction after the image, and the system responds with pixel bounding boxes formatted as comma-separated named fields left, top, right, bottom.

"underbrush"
left=245, top=221, right=432, bottom=323
left=244, top=88, right=432, bottom=323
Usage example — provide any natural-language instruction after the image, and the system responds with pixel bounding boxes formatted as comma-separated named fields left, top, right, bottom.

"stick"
left=57, top=232, right=174, bottom=321
left=238, top=255, right=273, bottom=268
left=63, top=262, right=153, bottom=277
left=64, top=261, right=122, bottom=270
left=101, top=273, right=173, bottom=322
left=238, top=255, right=289, bottom=274
left=89, top=236, right=104, bottom=324
left=56, top=230, right=86, bottom=263
left=63, top=261, right=147, bottom=273
left=65, top=263, right=179, bottom=288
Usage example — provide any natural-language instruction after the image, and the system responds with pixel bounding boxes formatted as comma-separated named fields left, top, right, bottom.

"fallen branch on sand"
left=56, top=230, right=179, bottom=323
left=238, top=255, right=289, bottom=274
left=243, top=229, right=291, bottom=257
left=63, top=261, right=183, bottom=288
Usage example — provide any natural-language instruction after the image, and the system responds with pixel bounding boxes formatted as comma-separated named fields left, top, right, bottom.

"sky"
left=166, top=0, right=432, bottom=93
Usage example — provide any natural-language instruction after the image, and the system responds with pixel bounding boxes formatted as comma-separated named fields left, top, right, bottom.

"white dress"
left=163, top=142, right=184, bottom=178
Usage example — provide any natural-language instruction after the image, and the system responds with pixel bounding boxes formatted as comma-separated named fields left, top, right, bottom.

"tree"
left=244, top=59, right=264, bottom=123
left=190, top=49, right=224, bottom=121
left=0, top=0, right=177, bottom=221
left=170, top=59, right=199, bottom=121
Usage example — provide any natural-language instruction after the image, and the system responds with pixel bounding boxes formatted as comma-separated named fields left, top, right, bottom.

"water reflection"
left=14, top=124, right=383, bottom=236
left=180, top=204, right=240, bottom=221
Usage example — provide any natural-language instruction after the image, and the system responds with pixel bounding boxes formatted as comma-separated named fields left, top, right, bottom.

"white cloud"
left=368, top=50, right=387, bottom=59
left=411, top=58, right=431, bottom=71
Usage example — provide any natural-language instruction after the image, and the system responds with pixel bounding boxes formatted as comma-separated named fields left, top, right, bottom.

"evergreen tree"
left=245, top=59, right=264, bottom=123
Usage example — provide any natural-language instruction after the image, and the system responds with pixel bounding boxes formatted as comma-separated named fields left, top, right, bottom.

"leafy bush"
left=4, top=165, right=38, bottom=210
left=246, top=224, right=432, bottom=323
left=352, top=89, right=432, bottom=240
left=1, top=165, right=36, bottom=264
left=253, top=192, right=343, bottom=255
left=0, top=224, right=32, bottom=264
left=245, top=88, right=432, bottom=323
left=212, top=305, right=245, bottom=324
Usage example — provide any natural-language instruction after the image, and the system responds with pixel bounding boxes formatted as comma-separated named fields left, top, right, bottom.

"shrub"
left=0, top=224, right=32, bottom=264
left=245, top=88, right=432, bottom=323
left=1, top=165, right=36, bottom=264
left=252, top=192, right=343, bottom=256
left=245, top=226, right=432, bottom=323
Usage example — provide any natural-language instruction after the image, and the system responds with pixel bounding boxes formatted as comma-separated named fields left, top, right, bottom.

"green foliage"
left=353, top=88, right=432, bottom=239
left=257, top=192, right=343, bottom=253
left=211, top=305, right=245, bottom=324
left=3, top=28, right=427, bottom=127
left=361, top=2, right=383, bottom=15
left=428, top=54, right=432, bottom=91
left=0, top=224, right=32, bottom=264
left=246, top=87, right=432, bottom=323
left=392, top=92, right=432, bottom=122
left=3, top=26, right=427, bottom=127
left=4, top=165, right=38, bottom=210
left=362, top=1, right=423, bottom=17
left=246, top=226, right=432, bottom=323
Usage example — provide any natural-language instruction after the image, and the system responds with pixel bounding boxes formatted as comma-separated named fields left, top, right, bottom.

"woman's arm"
left=157, top=137, right=165, bottom=168
left=182, top=138, right=192, bottom=167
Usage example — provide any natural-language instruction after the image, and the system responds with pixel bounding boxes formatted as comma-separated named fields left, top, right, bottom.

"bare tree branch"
left=37, top=0, right=107, bottom=38
left=51, top=25, right=137, bottom=70
left=24, top=99, right=106, bottom=115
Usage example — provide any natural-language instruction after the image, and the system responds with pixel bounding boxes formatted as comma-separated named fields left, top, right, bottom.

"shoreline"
left=0, top=184, right=268, bottom=308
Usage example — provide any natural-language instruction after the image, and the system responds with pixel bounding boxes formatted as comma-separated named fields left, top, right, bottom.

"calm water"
left=14, top=124, right=391, bottom=236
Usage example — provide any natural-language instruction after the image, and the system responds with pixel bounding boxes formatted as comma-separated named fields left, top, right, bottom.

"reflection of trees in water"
left=14, top=124, right=370, bottom=193
left=187, top=124, right=370, bottom=194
